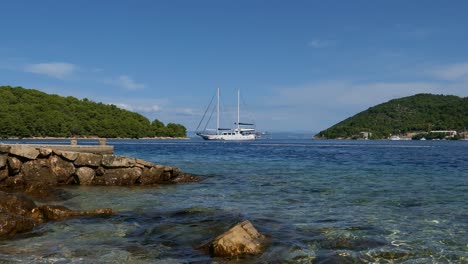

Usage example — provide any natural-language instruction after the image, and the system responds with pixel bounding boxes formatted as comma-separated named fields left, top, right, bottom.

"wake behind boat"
left=196, top=88, right=256, bottom=141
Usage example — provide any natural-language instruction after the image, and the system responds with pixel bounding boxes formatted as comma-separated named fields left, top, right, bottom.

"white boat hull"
left=198, top=133, right=256, bottom=141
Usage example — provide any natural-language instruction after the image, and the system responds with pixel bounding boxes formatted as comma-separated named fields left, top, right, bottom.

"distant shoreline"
left=1, top=137, right=190, bottom=140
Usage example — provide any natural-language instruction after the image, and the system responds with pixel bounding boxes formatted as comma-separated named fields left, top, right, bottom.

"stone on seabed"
left=207, top=220, right=268, bottom=257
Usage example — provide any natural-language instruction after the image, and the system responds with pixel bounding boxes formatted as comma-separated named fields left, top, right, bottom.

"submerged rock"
left=38, top=205, right=113, bottom=221
left=0, top=190, right=113, bottom=238
left=204, top=220, right=268, bottom=257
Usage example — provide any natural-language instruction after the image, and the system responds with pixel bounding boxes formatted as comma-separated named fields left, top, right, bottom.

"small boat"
left=389, top=135, right=401, bottom=140
left=196, top=88, right=256, bottom=141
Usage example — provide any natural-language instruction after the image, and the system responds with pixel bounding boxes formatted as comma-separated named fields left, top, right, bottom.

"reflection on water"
left=0, top=139, right=467, bottom=263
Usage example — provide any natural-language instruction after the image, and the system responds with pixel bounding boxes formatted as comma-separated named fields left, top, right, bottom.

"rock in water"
left=206, top=220, right=267, bottom=257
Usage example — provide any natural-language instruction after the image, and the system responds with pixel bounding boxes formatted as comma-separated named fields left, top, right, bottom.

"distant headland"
left=0, top=86, right=187, bottom=139
left=315, top=93, right=468, bottom=140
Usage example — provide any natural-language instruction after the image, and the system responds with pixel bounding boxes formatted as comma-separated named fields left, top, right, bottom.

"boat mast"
left=237, top=89, right=240, bottom=132
left=217, top=88, right=220, bottom=135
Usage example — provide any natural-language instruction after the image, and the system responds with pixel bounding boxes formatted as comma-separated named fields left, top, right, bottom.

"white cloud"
left=431, top=62, right=468, bottom=80
left=175, top=108, right=196, bottom=116
left=114, top=103, right=161, bottom=112
left=308, top=39, right=332, bottom=48
left=116, top=75, right=145, bottom=90
left=24, top=62, right=77, bottom=79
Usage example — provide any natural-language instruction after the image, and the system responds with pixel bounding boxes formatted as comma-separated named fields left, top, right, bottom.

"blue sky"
left=1, top=1, right=468, bottom=133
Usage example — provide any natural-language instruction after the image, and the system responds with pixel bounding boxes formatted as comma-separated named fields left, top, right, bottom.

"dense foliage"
left=316, top=94, right=468, bottom=139
left=0, top=86, right=186, bottom=138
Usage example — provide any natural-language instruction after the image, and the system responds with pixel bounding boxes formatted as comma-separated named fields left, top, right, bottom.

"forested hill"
left=316, top=93, right=468, bottom=139
left=0, top=86, right=186, bottom=138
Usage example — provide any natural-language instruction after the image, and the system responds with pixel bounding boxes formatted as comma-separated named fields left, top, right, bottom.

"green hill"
left=0, top=86, right=186, bottom=138
left=316, top=93, right=468, bottom=139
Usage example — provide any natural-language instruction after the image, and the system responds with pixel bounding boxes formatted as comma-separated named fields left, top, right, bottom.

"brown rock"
left=21, top=159, right=57, bottom=186
left=76, top=167, right=96, bottom=185
left=49, top=156, right=76, bottom=184
left=101, top=155, right=136, bottom=168
left=104, top=167, right=142, bottom=185
left=9, top=145, right=40, bottom=160
left=24, top=183, right=71, bottom=202
left=0, top=213, right=37, bottom=238
left=7, top=156, right=22, bottom=175
left=206, top=220, right=267, bottom=257
left=136, top=159, right=155, bottom=168
left=56, top=151, right=79, bottom=161
left=170, top=173, right=201, bottom=183
left=0, top=154, right=7, bottom=169
left=96, top=166, right=105, bottom=176
left=91, top=175, right=106, bottom=185
left=0, top=168, right=8, bottom=182
left=0, top=191, right=37, bottom=217
left=1, top=174, right=25, bottom=189
left=74, top=153, right=102, bottom=167
left=140, top=166, right=164, bottom=184
left=39, top=148, right=53, bottom=157
left=38, top=205, right=113, bottom=221
left=0, top=144, right=11, bottom=153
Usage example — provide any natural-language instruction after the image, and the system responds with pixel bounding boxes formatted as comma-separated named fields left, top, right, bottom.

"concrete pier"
left=0, top=143, right=114, bottom=154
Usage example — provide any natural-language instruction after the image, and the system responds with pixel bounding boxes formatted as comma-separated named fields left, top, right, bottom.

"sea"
left=0, top=138, right=466, bottom=263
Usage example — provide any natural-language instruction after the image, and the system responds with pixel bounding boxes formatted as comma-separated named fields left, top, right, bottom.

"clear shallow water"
left=0, top=139, right=467, bottom=263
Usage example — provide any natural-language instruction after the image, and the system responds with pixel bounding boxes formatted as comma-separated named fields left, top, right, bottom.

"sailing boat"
left=196, top=88, right=256, bottom=141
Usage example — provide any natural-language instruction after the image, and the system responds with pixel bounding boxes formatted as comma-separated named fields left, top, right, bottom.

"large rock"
left=1, top=174, right=25, bottom=189
left=136, top=159, right=155, bottom=168
left=49, top=156, right=76, bottom=184
left=104, top=167, right=142, bottom=185
left=0, top=144, right=11, bottom=153
left=101, top=155, right=136, bottom=168
left=38, top=148, right=53, bottom=157
left=21, top=159, right=57, bottom=186
left=0, top=191, right=37, bottom=217
left=0, top=191, right=114, bottom=238
left=139, top=166, right=164, bottom=184
left=205, top=220, right=267, bottom=257
left=9, top=145, right=40, bottom=160
left=0, top=168, right=8, bottom=182
left=55, top=150, right=79, bottom=161
left=0, top=154, right=7, bottom=169
left=0, top=213, right=37, bottom=238
left=38, top=205, right=113, bottom=221
left=76, top=167, right=95, bottom=185
left=74, top=153, right=102, bottom=167
left=7, top=156, right=22, bottom=175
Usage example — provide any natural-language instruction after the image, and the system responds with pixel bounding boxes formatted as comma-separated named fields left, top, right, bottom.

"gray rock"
left=74, top=153, right=102, bottom=167
left=104, top=167, right=142, bottom=185
left=49, top=156, right=76, bottom=184
left=75, top=167, right=95, bottom=185
left=9, top=145, right=40, bottom=160
left=101, top=155, right=136, bottom=168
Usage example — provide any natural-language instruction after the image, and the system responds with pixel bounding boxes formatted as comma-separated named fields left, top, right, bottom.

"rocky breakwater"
left=0, top=144, right=200, bottom=192
left=0, top=143, right=200, bottom=239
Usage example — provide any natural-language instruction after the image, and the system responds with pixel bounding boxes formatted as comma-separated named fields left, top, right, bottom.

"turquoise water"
left=0, top=139, right=467, bottom=263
